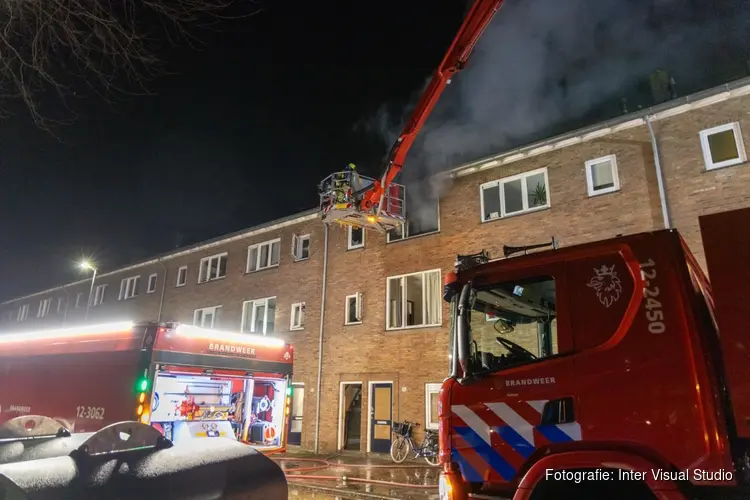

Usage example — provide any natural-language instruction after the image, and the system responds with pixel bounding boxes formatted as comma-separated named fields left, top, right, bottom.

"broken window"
left=348, top=226, right=364, bottom=249
left=387, top=185, right=440, bottom=242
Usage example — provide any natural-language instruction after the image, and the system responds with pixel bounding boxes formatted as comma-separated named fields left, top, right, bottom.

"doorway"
left=338, top=382, right=362, bottom=451
left=288, top=384, right=304, bottom=446
left=368, top=381, right=392, bottom=453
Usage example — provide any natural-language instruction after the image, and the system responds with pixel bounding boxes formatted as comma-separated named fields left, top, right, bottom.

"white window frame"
left=585, top=154, right=620, bottom=196
left=241, top=296, right=277, bottom=335
left=198, top=253, right=228, bottom=283
left=385, top=269, right=442, bottom=330
left=93, top=284, right=107, bottom=306
left=75, top=293, right=84, bottom=308
left=119, top=276, right=139, bottom=300
left=386, top=187, right=441, bottom=243
left=37, top=298, right=52, bottom=318
left=479, top=167, right=550, bottom=222
left=17, top=304, right=29, bottom=322
left=699, top=122, right=747, bottom=171
left=425, top=383, right=441, bottom=430
left=344, top=293, right=363, bottom=325
left=290, top=302, right=306, bottom=331
left=347, top=226, right=365, bottom=250
left=247, top=238, right=281, bottom=272
left=193, top=305, right=222, bottom=328
left=147, top=273, right=158, bottom=293
left=57, top=297, right=65, bottom=314
left=176, top=266, right=188, bottom=287
left=292, top=234, right=311, bottom=261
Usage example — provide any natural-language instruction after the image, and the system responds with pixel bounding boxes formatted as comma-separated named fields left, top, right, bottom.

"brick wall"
left=3, top=87, right=750, bottom=455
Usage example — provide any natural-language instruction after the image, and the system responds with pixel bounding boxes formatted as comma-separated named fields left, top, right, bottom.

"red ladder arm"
left=359, top=0, right=506, bottom=211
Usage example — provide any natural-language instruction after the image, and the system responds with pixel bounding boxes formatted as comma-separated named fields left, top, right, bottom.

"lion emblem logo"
left=586, top=265, right=622, bottom=308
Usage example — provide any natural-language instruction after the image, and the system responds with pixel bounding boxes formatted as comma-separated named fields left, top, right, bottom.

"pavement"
left=274, top=448, right=440, bottom=500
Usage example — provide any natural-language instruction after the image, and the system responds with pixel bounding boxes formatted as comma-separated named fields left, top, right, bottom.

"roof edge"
left=447, top=76, right=750, bottom=178
left=2, top=208, right=319, bottom=305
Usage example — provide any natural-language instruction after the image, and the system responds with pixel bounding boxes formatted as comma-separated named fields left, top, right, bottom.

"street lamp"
left=80, top=260, right=97, bottom=321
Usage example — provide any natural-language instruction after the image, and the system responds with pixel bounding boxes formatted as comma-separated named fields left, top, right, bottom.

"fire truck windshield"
left=463, top=275, right=558, bottom=373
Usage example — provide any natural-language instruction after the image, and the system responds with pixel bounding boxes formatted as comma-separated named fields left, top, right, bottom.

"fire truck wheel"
left=528, top=468, right=657, bottom=500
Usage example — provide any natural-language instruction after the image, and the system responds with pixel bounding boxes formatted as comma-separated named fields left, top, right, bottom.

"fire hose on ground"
left=272, top=455, right=439, bottom=490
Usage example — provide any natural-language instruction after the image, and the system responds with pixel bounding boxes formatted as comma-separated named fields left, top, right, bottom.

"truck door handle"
left=541, top=397, right=575, bottom=425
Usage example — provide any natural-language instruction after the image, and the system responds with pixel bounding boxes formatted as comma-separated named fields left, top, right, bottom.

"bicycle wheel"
left=424, top=450, right=440, bottom=466
left=390, top=436, right=410, bottom=463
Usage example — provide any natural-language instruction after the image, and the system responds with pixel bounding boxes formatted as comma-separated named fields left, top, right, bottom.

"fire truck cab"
left=439, top=207, right=750, bottom=500
left=0, top=321, right=294, bottom=452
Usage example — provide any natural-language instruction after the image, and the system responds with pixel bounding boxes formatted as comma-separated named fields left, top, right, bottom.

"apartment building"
left=2, top=77, right=750, bottom=454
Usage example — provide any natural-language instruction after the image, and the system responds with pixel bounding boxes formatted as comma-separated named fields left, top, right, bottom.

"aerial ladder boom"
left=318, top=0, right=506, bottom=233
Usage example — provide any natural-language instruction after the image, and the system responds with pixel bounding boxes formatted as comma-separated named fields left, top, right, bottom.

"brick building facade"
left=3, top=77, right=750, bottom=454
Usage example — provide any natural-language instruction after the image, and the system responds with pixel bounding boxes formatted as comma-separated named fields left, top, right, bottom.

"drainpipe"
left=646, top=115, right=672, bottom=229
left=314, top=225, right=329, bottom=454
left=157, top=259, right=168, bottom=322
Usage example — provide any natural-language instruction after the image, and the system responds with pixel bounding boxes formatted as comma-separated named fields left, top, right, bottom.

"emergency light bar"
left=0, top=321, right=136, bottom=344
left=173, top=324, right=286, bottom=348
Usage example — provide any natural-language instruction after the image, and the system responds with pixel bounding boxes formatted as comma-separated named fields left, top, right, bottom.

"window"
left=387, top=185, right=440, bottom=242
left=199, top=253, right=227, bottom=283
left=147, top=273, right=158, bottom=293
left=241, top=297, right=276, bottom=335
left=17, top=304, right=29, bottom=322
left=469, top=275, right=558, bottom=371
left=290, top=302, right=305, bottom=330
left=425, top=383, right=441, bottom=430
left=119, top=276, right=139, bottom=300
left=194, top=305, right=222, bottom=328
left=347, top=226, right=364, bottom=250
left=480, top=167, right=550, bottom=222
left=585, top=155, right=620, bottom=196
left=37, top=298, right=52, bottom=318
left=1, top=310, right=14, bottom=323
left=75, top=293, right=84, bottom=308
left=699, top=122, right=747, bottom=170
left=247, top=239, right=280, bottom=272
left=292, top=234, right=311, bottom=261
left=176, top=266, right=188, bottom=287
left=345, top=293, right=362, bottom=325
left=386, top=269, right=442, bottom=330
left=93, top=284, right=107, bottom=306
left=57, top=297, right=65, bottom=314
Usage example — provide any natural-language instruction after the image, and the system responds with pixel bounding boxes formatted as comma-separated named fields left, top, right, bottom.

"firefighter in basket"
left=320, top=163, right=358, bottom=210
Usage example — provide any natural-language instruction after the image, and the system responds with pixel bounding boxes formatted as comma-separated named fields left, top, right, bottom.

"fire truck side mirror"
left=457, top=283, right=472, bottom=377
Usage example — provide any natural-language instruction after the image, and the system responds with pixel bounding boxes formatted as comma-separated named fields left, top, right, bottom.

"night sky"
left=1, top=0, right=748, bottom=301
left=0, top=0, right=465, bottom=301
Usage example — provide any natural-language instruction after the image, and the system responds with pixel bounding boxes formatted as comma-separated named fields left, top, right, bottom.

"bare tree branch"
left=0, top=0, right=258, bottom=131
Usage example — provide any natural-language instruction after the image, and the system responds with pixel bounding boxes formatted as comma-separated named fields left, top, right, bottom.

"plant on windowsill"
left=531, top=182, right=547, bottom=207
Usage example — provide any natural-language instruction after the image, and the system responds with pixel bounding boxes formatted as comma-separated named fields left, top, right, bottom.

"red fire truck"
left=0, top=321, right=294, bottom=452
left=438, top=207, right=750, bottom=500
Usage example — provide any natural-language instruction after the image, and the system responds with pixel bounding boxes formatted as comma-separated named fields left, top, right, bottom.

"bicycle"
left=390, top=420, right=439, bottom=466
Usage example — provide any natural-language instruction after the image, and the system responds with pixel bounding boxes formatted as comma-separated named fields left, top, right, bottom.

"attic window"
left=699, top=122, right=746, bottom=171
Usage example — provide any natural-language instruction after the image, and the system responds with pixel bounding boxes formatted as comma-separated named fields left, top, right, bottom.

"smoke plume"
left=361, top=0, right=750, bottom=228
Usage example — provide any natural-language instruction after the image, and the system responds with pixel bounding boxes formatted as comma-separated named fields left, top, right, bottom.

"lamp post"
left=80, top=260, right=97, bottom=321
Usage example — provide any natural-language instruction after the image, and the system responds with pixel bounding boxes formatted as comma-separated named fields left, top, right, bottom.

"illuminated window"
left=241, top=297, right=276, bottom=335
left=425, top=383, right=441, bottom=430
left=247, top=239, right=280, bottom=272
left=345, top=293, right=362, bottom=325
left=699, top=122, right=746, bottom=170
left=37, top=298, right=52, bottom=318
left=147, top=273, right=158, bottom=293
left=292, top=234, right=311, bottom=261
left=347, top=227, right=364, bottom=250
left=480, top=167, right=549, bottom=222
left=176, top=266, right=187, bottom=287
left=194, top=305, right=222, bottom=329
left=93, top=284, right=107, bottom=306
left=386, top=269, right=441, bottom=330
left=119, top=276, right=139, bottom=300
left=585, top=155, right=620, bottom=196
left=290, top=302, right=305, bottom=330
left=199, top=253, right=227, bottom=283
